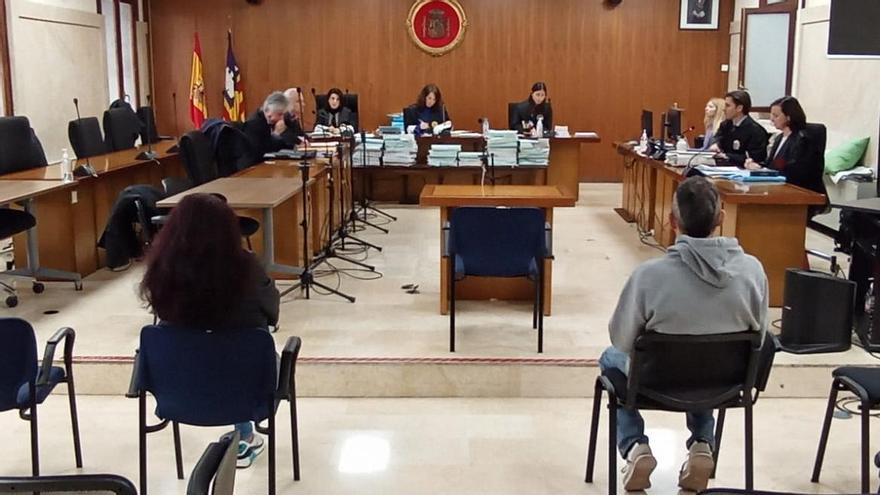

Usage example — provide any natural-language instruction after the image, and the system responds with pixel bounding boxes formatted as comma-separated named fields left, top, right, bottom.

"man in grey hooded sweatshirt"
left=602, top=176, right=768, bottom=493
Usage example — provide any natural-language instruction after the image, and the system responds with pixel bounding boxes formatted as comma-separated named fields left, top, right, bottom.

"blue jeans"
left=599, top=346, right=715, bottom=457
left=235, top=422, right=253, bottom=440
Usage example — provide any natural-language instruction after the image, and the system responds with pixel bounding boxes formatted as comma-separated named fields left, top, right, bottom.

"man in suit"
left=710, top=90, right=769, bottom=167
left=242, top=91, right=288, bottom=157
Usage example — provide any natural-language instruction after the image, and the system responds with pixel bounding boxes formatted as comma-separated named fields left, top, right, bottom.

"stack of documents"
left=518, top=138, right=550, bottom=166
left=458, top=151, right=484, bottom=167
left=450, top=130, right=483, bottom=138
left=487, top=130, right=519, bottom=166
left=389, top=113, right=405, bottom=133
left=427, top=144, right=461, bottom=167
left=382, top=134, right=416, bottom=166
left=694, top=165, right=786, bottom=183
left=352, top=134, right=383, bottom=167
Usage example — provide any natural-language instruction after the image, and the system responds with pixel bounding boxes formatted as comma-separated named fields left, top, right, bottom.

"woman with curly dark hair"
left=139, top=193, right=279, bottom=468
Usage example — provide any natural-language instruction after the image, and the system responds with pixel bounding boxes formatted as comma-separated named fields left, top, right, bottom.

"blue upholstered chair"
left=128, top=325, right=301, bottom=495
left=443, top=206, right=551, bottom=353
left=0, top=317, right=82, bottom=475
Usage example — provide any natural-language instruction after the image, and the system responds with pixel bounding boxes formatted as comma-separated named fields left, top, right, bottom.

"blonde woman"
left=701, top=97, right=725, bottom=150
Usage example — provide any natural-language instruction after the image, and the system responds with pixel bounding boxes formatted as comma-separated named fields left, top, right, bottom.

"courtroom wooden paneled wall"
left=149, top=0, right=733, bottom=182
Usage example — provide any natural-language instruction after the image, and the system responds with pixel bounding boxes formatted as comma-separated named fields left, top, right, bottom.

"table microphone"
left=167, top=92, right=180, bottom=153
left=71, top=98, right=98, bottom=178
left=136, top=94, right=158, bottom=160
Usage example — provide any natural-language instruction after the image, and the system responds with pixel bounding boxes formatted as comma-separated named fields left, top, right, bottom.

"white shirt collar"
left=732, top=115, right=748, bottom=127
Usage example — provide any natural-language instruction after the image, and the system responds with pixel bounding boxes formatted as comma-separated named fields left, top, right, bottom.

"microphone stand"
left=136, top=95, right=158, bottom=160
left=167, top=92, right=180, bottom=153
left=309, top=143, right=378, bottom=271
left=351, top=130, right=391, bottom=234
left=281, top=156, right=356, bottom=303
left=72, top=98, right=97, bottom=177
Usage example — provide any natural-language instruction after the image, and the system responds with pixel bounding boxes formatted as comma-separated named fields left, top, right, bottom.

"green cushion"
left=825, top=137, right=870, bottom=174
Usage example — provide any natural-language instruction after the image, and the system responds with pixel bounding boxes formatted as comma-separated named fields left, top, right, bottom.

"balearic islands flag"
left=189, top=32, right=208, bottom=128
left=223, top=30, right=246, bottom=122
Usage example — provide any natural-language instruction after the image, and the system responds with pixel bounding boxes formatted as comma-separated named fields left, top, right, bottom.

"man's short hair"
left=725, top=90, right=752, bottom=114
left=672, top=177, right=721, bottom=238
left=263, top=92, right=288, bottom=114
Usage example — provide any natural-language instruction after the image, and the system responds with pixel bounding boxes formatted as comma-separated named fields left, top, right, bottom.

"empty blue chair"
left=128, top=325, right=302, bottom=495
left=444, top=207, right=552, bottom=353
left=0, top=317, right=82, bottom=475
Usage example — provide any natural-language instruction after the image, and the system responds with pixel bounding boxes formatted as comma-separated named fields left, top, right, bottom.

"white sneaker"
left=678, top=441, right=714, bottom=492
left=236, top=433, right=265, bottom=469
left=622, top=442, right=657, bottom=492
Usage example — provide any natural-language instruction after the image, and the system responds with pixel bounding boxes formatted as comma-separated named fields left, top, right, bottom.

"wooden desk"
left=158, top=178, right=306, bottom=279
left=355, top=134, right=600, bottom=204
left=0, top=180, right=82, bottom=288
left=420, top=184, right=576, bottom=316
left=615, top=143, right=826, bottom=306
left=0, top=141, right=184, bottom=277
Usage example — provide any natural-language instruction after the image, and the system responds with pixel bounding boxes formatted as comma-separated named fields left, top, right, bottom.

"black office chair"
left=585, top=331, right=775, bottom=494
left=68, top=117, right=108, bottom=159
left=0, top=474, right=136, bottom=494
left=507, top=102, right=518, bottom=130
left=187, top=432, right=239, bottom=495
left=136, top=106, right=160, bottom=145
left=0, top=209, right=36, bottom=307
left=402, top=105, right=418, bottom=131
left=0, top=116, right=48, bottom=174
left=177, top=130, right=259, bottom=248
left=103, top=108, right=141, bottom=151
left=812, top=366, right=880, bottom=494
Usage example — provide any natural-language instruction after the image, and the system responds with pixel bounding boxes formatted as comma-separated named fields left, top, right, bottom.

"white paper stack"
left=427, top=144, right=461, bottom=167
left=352, top=134, right=383, bottom=167
left=382, top=134, right=417, bottom=166
left=487, top=130, right=519, bottom=166
left=518, top=138, right=550, bottom=166
left=458, top=151, right=484, bottom=167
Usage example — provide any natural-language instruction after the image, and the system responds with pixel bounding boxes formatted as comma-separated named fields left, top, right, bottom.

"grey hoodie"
left=609, top=235, right=768, bottom=354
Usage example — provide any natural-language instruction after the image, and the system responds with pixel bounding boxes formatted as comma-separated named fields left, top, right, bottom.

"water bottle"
left=61, top=148, right=73, bottom=182
left=481, top=118, right=490, bottom=136
left=535, top=115, right=544, bottom=138
left=639, top=130, right=648, bottom=153
left=676, top=136, right=688, bottom=152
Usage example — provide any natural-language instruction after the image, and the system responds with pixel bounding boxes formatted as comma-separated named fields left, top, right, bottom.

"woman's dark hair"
left=529, top=82, right=548, bottom=107
left=725, top=90, right=752, bottom=114
left=417, top=84, right=442, bottom=109
left=140, top=193, right=253, bottom=328
left=771, top=96, right=807, bottom=132
left=327, top=88, right=344, bottom=112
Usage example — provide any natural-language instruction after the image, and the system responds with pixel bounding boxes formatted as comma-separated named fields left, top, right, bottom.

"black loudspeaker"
left=780, top=269, right=856, bottom=354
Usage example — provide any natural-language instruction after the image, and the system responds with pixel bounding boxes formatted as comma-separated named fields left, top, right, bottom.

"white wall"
left=7, top=0, right=109, bottom=162
left=729, top=0, right=879, bottom=167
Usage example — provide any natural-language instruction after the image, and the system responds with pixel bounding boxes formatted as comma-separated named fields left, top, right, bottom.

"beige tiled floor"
left=1, top=184, right=873, bottom=367
left=0, top=396, right=871, bottom=494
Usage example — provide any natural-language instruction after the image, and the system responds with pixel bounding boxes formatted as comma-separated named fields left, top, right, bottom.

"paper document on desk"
left=574, top=132, right=599, bottom=138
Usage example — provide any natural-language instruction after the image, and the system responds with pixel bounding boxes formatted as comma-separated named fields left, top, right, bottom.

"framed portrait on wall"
left=680, top=0, right=720, bottom=30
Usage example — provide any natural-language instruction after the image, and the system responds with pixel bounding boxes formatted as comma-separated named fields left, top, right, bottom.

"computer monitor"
left=666, top=108, right=682, bottom=140
left=641, top=110, right=653, bottom=138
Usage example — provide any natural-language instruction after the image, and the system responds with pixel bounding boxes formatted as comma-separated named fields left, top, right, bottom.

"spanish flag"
left=223, top=30, right=246, bottom=122
left=189, top=32, right=208, bottom=128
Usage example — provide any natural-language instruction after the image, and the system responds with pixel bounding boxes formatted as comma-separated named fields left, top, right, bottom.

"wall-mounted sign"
left=406, top=0, right=468, bottom=56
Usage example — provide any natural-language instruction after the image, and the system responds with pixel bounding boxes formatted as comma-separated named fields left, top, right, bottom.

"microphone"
left=682, top=126, right=697, bottom=135
left=136, top=94, right=158, bottom=160
left=167, top=92, right=180, bottom=153
left=71, top=98, right=97, bottom=178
